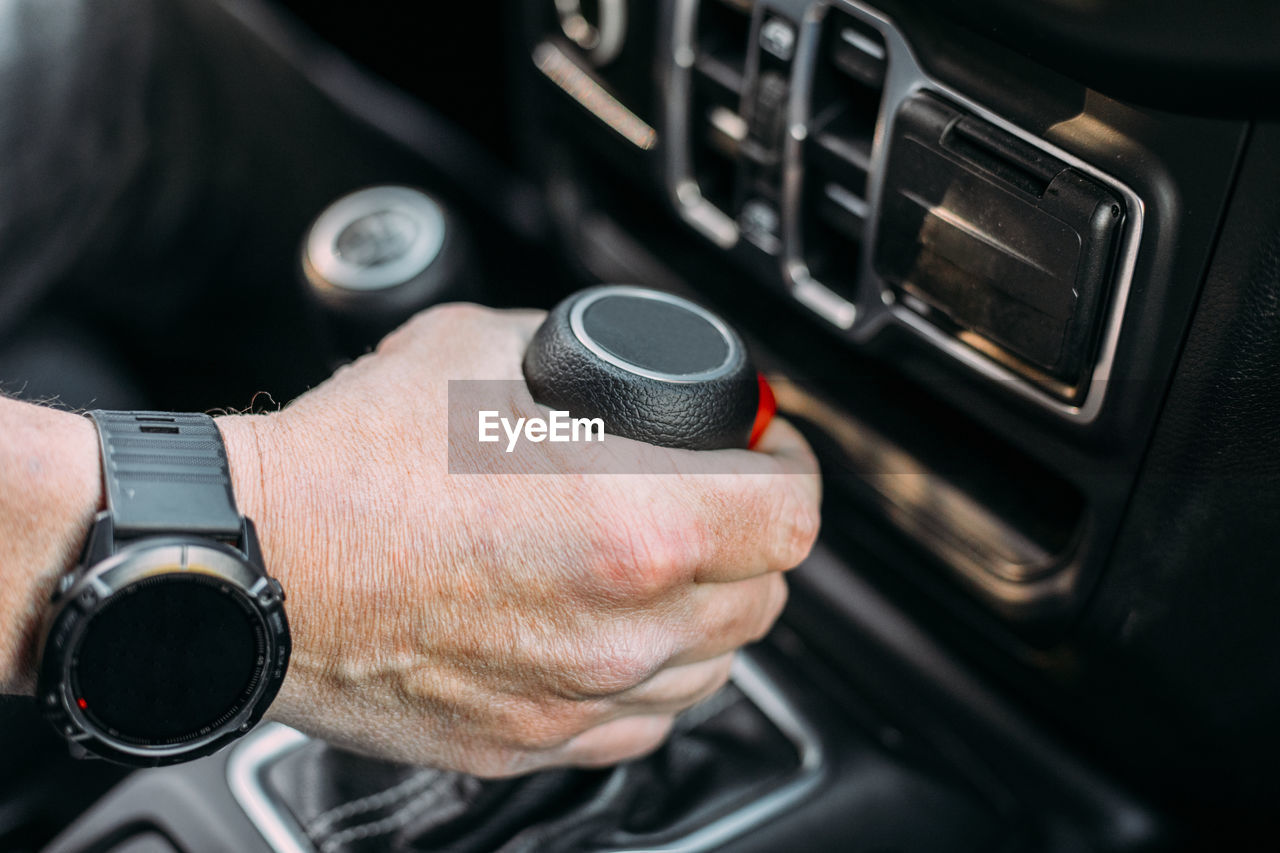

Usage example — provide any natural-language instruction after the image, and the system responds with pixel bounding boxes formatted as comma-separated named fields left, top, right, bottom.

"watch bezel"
left=37, top=525, right=290, bottom=767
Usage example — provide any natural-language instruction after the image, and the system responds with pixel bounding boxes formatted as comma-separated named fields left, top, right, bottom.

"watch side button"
left=255, top=578, right=286, bottom=608
left=52, top=572, right=76, bottom=601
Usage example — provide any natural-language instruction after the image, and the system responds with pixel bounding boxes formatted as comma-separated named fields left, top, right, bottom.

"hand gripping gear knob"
left=522, top=286, right=776, bottom=450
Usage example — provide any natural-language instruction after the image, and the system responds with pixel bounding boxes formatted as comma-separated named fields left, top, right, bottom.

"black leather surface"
left=523, top=288, right=760, bottom=451
left=266, top=685, right=801, bottom=853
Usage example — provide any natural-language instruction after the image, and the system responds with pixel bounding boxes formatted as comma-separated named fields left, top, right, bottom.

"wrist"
left=216, top=414, right=269, bottom=534
left=216, top=414, right=291, bottom=582
left=216, top=413, right=305, bottom=721
left=0, top=402, right=102, bottom=695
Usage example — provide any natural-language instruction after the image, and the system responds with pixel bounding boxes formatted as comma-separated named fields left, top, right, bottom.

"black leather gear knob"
left=523, top=286, right=774, bottom=451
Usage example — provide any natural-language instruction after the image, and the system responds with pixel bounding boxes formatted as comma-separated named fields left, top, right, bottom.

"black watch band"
left=87, top=411, right=243, bottom=540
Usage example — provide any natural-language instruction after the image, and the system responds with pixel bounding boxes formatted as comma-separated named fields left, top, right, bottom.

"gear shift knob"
left=523, top=286, right=775, bottom=450
left=301, top=185, right=473, bottom=355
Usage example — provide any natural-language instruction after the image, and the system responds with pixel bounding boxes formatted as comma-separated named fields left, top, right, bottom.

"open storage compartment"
left=873, top=94, right=1125, bottom=401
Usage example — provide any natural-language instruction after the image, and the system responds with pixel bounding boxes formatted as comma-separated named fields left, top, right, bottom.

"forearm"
left=0, top=398, right=101, bottom=695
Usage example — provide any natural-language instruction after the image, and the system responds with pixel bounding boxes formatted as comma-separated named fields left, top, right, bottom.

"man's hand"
left=219, top=304, right=820, bottom=778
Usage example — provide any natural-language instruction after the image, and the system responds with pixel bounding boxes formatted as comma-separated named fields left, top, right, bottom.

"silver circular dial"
left=304, top=186, right=447, bottom=295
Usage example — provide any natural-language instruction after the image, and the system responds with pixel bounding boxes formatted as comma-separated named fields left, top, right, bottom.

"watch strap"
left=87, top=411, right=243, bottom=540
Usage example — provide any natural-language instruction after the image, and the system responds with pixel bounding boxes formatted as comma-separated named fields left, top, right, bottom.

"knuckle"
left=709, top=473, right=763, bottom=532
left=514, top=721, right=574, bottom=753
left=568, top=631, right=666, bottom=698
left=491, top=699, right=592, bottom=752
left=591, top=510, right=699, bottom=601
left=590, top=645, right=661, bottom=695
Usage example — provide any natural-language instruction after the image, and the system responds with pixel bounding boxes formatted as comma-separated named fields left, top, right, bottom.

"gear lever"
left=301, top=185, right=474, bottom=358
left=523, top=285, right=776, bottom=450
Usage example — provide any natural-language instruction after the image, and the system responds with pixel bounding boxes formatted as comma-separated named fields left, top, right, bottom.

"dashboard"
left=507, top=0, right=1274, bottom=835
left=513, top=0, right=1239, bottom=627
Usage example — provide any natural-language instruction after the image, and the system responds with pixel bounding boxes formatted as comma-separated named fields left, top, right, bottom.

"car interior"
left=3, top=0, right=1280, bottom=850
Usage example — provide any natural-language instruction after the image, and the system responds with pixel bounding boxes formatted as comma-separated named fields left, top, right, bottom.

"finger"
left=689, top=473, right=819, bottom=584
left=668, top=572, right=788, bottom=666
left=605, top=414, right=818, bottom=477
left=383, top=303, right=546, bottom=368
left=588, top=429, right=817, bottom=586
left=504, top=396, right=813, bottom=593
left=673, top=417, right=819, bottom=583
left=553, top=713, right=677, bottom=769
left=481, top=307, right=549, bottom=385
left=463, top=307, right=546, bottom=381
left=613, top=652, right=735, bottom=713
left=750, top=416, right=822, bottom=509
left=570, top=445, right=819, bottom=591
left=501, top=308, right=547, bottom=349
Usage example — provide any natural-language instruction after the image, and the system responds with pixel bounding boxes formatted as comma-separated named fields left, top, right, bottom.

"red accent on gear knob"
left=748, top=374, right=777, bottom=450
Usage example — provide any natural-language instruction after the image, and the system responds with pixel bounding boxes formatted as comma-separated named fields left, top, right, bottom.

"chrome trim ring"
left=304, top=186, right=446, bottom=294
left=568, top=285, right=745, bottom=383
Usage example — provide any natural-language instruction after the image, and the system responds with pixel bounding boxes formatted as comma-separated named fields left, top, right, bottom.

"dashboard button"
left=759, top=18, right=796, bottom=62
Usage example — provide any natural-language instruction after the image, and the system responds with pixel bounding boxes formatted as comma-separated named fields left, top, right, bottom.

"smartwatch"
left=36, top=411, right=291, bottom=767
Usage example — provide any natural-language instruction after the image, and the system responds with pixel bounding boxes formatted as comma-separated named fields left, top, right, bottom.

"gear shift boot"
left=254, top=662, right=812, bottom=853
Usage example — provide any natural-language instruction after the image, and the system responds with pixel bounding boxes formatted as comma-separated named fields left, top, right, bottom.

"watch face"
left=69, top=573, right=269, bottom=747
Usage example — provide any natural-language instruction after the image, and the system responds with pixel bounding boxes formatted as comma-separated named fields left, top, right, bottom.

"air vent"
left=695, top=0, right=753, bottom=92
left=688, top=0, right=755, bottom=214
left=799, top=10, right=887, bottom=296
